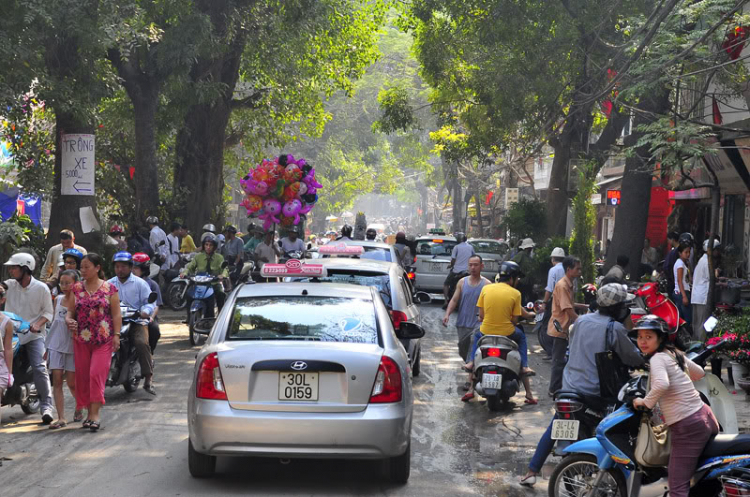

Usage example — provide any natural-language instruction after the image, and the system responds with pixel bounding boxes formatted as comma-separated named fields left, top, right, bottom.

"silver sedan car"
left=187, top=282, right=425, bottom=483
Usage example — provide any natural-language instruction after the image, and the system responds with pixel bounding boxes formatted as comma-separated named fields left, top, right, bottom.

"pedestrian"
left=393, top=232, right=412, bottom=269
left=180, top=224, right=197, bottom=253
left=65, top=253, right=122, bottom=432
left=40, top=229, right=87, bottom=283
left=511, top=238, right=535, bottom=303
left=663, top=231, right=680, bottom=297
left=131, top=253, right=162, bottom=353
left=44, top=269, right=82, bottom=428
left=519, top=283, right=643, bottom=487
left=547, top=256, right=582, bottom=396
left=631, top=317, right=718, bottom=497
left=605, top=254, right=628, bottom=283
left=541, top=247, right=570, bottom=359
left=692, top=239, right=720, bottom=342
left=641, top=237, right=659, bottom=271
left=2, top=252, right=55, bottom=424
left=165, top=222, right=181, bottom=273
left=463, top=261, right=536, bottom=404
left=109, top=252, right=157, bottom=395
left=442, top=255, right=491, bottom=382
left=146, top=216, right=168, bottom=267
left=442, top=232, right=475, bottom=308
left=673, top=242, right=692, bottom=326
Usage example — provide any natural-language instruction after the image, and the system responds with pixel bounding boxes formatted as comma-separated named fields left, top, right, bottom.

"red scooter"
left=630, top=282, right=692, bottom=347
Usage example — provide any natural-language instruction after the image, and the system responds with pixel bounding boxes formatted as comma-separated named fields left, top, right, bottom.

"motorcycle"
left=548, top=373, right=750, bottom=497
left=470, top=334, right=522, bottom=411
left=165, top=253, right=196, bottom=311
left=106, top=293, right=157, bottom=393
left=629, top=282, right=692, bottom=348
left=1, top=313, right=39, bottom=414
left=187, top=272, right=223, bottom=346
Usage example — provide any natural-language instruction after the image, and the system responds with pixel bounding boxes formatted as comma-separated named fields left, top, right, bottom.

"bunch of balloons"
left=239, top=154, right=323, bottom=231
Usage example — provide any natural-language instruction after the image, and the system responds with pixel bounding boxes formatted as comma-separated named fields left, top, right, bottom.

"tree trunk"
left=47, top=112, right=101, bottom=252
left=546, top=136, right=573, bottom=237
left=131, top=90, right=160, bottom=221
left=473, top=188, right=484, bottom=237
left=606, top=88, right=671, bottom=279
left=706, top=185, right=721, bottom=313
left=451, top=169, right=463, bottom=233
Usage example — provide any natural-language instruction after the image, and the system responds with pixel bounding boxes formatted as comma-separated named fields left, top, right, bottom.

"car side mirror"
left=148, top=292, right=158, bottom=304
left=553, top=320, right=563, bottom=333
left=413, top=291, right=431, bottom=304
left=396, top=321, right=425, bottom=340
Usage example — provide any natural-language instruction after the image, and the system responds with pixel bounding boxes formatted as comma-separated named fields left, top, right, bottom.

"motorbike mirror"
left=413, top=291, right=432, bottom=304
left=147, top=292, right=158, bottom=304
left=525, top=301, right=534, bottom=310
left=221, top=261, right=228, bottom=269
left=307, top=243, right=312, bottom=250
left=396, top=321, right=426, bottom=340
left=553, top=320, right=563, bottom=333
left=703, top=316, right=718, bottom=333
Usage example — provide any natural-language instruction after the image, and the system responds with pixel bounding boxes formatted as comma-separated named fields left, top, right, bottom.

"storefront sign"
left=607, top=190, right=621, bottom=206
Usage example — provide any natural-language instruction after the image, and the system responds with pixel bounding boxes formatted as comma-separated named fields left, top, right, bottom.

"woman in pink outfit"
left=66, top=253, right=121, bottom=432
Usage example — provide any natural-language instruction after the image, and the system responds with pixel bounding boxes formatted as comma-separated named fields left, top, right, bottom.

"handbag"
left=595, top=320, right=631, bottom=401
left=634, top=375, right=671, bottom=467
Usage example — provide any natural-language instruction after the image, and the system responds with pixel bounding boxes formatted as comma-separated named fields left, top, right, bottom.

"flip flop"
left=519, top=474, right=537, bottom=487
left=461, top=392, right=475, bottom=402
left=82, top=419, right=92, bottom=429
left=524, top=398, right=538, bottom=405
left=73, top=410, right=84, bottom=423
left=49, top=420, right=67, bottom=430
left=521, top=369, right=537, bottom=378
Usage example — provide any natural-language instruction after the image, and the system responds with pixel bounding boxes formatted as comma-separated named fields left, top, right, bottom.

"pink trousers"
left=668, top=404, right=719, bottom=497
left=74, top=340, right=112, bottom=406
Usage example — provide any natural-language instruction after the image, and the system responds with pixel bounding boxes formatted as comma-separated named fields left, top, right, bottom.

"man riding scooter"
left=180, top=234, right=227, bottom=318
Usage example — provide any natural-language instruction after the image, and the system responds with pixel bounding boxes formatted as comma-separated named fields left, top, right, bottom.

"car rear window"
left=470, top=240, right=508, bottom=256
left=227, top=296, right=378, bottom=344
left=360, top=247, right=392, bottom=262
left=417, top=239, right=456, bottom=256
left=289, top=271, right=393, bottom=307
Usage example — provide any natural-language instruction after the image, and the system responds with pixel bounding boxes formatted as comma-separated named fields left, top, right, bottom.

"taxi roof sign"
left=260, top=259, right=327, bottom=278
left=318, top=243, right=365, bottom=255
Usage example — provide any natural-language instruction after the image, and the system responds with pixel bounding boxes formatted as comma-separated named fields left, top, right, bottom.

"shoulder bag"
left=634, top=374, right=671, bottom=467
left=595, top=320, right=631, bottom=401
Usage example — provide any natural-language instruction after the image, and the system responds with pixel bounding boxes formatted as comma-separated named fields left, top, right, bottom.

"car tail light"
left=390, top=310, right=408, bottom=330
left=196, top=352, right=227, bottom=400
left=555, top=400, right=583, bottom=414
left=481, top=347, right=506, bottom=359
left=370, top=356, right=402, bottom=403
left=722, top=478, right=750, bottom=496
left=407, top=271, right=415, bottom=280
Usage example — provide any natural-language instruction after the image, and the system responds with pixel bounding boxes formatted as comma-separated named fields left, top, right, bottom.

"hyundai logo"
left=290, top=361, right=308, bottom=371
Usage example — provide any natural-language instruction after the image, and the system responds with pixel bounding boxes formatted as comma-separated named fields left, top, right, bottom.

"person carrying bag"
left=631, top=315, right=718, bottom=497
left=595, top=319, right=632, bottom=402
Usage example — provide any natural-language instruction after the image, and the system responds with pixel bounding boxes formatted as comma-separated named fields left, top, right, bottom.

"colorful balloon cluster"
left=239, top=154, right=322, bottom=230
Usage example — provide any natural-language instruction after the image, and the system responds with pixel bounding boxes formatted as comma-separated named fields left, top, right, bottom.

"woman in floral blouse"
left=66, top=253, right=121, bottom=431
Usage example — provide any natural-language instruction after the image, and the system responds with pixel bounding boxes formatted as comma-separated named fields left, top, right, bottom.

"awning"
left=596, top=175, right=623, bottom=187
left=702, top=138, right=750, bottom=194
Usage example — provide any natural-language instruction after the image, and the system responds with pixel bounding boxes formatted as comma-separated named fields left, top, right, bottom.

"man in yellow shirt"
left=463, top=261, right=536, bottom=403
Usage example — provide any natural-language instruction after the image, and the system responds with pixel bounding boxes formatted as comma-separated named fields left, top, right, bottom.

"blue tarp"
left=0, top=187, right=42, bottom=226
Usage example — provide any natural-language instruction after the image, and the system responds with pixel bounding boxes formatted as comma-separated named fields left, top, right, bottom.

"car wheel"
left=188, top=439, right=216, bottom=478
left=412, top=349, right=421, bottom=377
left=384, top=440, right=410, bottom=484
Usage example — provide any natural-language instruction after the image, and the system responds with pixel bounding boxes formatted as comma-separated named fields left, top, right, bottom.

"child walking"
left=44, top=270, right=82, bottom=428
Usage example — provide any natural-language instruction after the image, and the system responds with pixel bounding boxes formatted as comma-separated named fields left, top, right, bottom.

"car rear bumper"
left=414, top=273, right=447, bottom=291
left=188, top=398, right=411, bottom=459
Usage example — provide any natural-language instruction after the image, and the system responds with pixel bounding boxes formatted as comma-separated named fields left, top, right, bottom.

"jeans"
left=529, top=416, right=557, bottom=473
left=675, top=292, right=692, bottom=326
left=24, top=338, right=53, bottom=414
left=468, top=327, right=528, bottom=368
left=549, top=336, right=568, bottom=394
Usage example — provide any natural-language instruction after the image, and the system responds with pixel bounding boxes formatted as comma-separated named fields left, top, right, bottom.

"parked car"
left=187, top=281, right=425, bottom=483
left=468, top=238, right=509, bottom=280
left=413, top=235, right=457, bottom=293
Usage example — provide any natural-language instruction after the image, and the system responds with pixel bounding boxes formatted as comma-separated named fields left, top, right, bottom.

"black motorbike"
left=1, top=329, right=40, bottom=414
left=107, top=293, right=157, bottom=393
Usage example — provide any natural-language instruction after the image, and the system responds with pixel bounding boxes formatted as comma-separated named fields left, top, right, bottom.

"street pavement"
left=3, top=303, right=748, bottom=496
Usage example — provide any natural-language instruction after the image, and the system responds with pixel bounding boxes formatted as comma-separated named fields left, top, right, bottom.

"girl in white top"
left=44, top=270, right=80, bottom=428
left=673, top=243, right=692, bottom=324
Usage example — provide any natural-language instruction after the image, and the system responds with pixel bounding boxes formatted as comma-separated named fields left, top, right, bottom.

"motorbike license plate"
left=482, top=373, right=502, bottom=390
left=431, top=262, right=444, bottom=272
left=279, top=372, right=318, bottom=401
left=551, top=419, right=580, bottom=440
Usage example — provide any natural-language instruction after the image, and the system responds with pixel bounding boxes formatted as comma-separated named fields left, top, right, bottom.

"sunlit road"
left=1, top=304, right=556, bottom=496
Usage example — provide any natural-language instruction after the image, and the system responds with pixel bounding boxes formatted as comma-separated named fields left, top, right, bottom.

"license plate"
left=431, top=262, right=443, bottom=272
left=482, top=373, right=502, bottom=389
left=278, top=372, right=319, bottom=401
left=484, top=261, right=494, bottom=270
left=551, top=419, right=580, bottom=440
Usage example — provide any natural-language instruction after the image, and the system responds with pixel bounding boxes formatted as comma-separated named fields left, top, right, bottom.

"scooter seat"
left=702, top=434, right=750, bottom=458
left=477, top=334, right=518, bottom=350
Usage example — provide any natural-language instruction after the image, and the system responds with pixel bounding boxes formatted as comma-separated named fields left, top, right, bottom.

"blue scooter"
left=1, top=312, right=39, bottom=414
left=548, top=374, right=750, bottom=497
left=187, top=273, right=223, bottom=347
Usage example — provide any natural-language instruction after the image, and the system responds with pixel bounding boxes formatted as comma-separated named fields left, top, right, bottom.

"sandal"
left=49, top=420, right=67, bottom=430
left=89, top=421, right=100, bottom=432
left=461, top=392, right=475, bottom=402
left=519, top=474, right=537, bottom=487
left=73, top=410, right=84, bottom=423
left=521, top=369, right=537, bottom=378
left=143, top=384, right=156, bottom=396
left=461, top=364, right=474, bottom=373
left=524, top=397, right=538, bottom=405
left=82, top=419, right=92, bottom=429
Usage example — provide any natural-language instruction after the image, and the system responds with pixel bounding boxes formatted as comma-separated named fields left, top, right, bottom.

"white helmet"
left=4, top=252, right=36, bottom=271
left=551, top=247, right=566, bottom=258
left=202, top=223, right=216, bottom=233
left=703, top=238, right=721, bottom=251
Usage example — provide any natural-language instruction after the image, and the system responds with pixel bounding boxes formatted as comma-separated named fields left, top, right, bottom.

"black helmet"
left=628, top=314, right=669, bottom=339
left=203, top=234, right=219, bottom=248
left=498, top=260, right=524, bottom=279
left=365, top=228, right=377, bottom=240
left=341, top=224, right=352, bottom=237
left=678, top=232, right=694, bottom=246
left=454, top=231, right=466, bottom=243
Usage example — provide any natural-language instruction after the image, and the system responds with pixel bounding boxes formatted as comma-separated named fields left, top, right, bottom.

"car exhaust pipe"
left=279, top=458, right=291, bottom=465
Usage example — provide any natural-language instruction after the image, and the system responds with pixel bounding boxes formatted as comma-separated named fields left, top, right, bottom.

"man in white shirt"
left=279, top=227, right=306, bottom=254
left=2, top=252, right=54, bottom=423
left=692, top=239, right=720, bottom=342
left=255, top=230, right=282, bottom=269
left=147, top=216, right=168, bottom=267
left=40, top=229, right=88, bottom=283
left=165, top=222, right=182, bottom=272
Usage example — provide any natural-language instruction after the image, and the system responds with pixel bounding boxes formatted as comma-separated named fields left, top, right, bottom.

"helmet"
left=341, top=224, right=352, bottom=236
left=113, top=251, right=133, bottom=264
left=202, top=224, right=216, bottom=233
left=703, top=238, right=721, bottom=251
left=519, top=237, right=536, bottom=250
left=628, top=314, right=669, bottom=339
left=551, top=247, right=566, bottom=258
left=582, top=283, right=598, bottom=306
left=146, top=216, right=159, bottom=225
left=498, top=261, right=524, bottom=279
left=4, top=252, right=36, bottom=271
left=203, top=234, right=219, bottom=247
left=597, top=283, right=636, bottom=307
left=63, top=248, right=83, bottom=262
left=224, top=225, right=237, bottom=234
left=396, top=231, right=406, bottom=241
left=132, top=252, right=151, bottom=267
left=678, top=232, right=694, bottom=246
left=454, top=231, right=466, bottom=243
left=109, top=224, right=123, bottom=235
